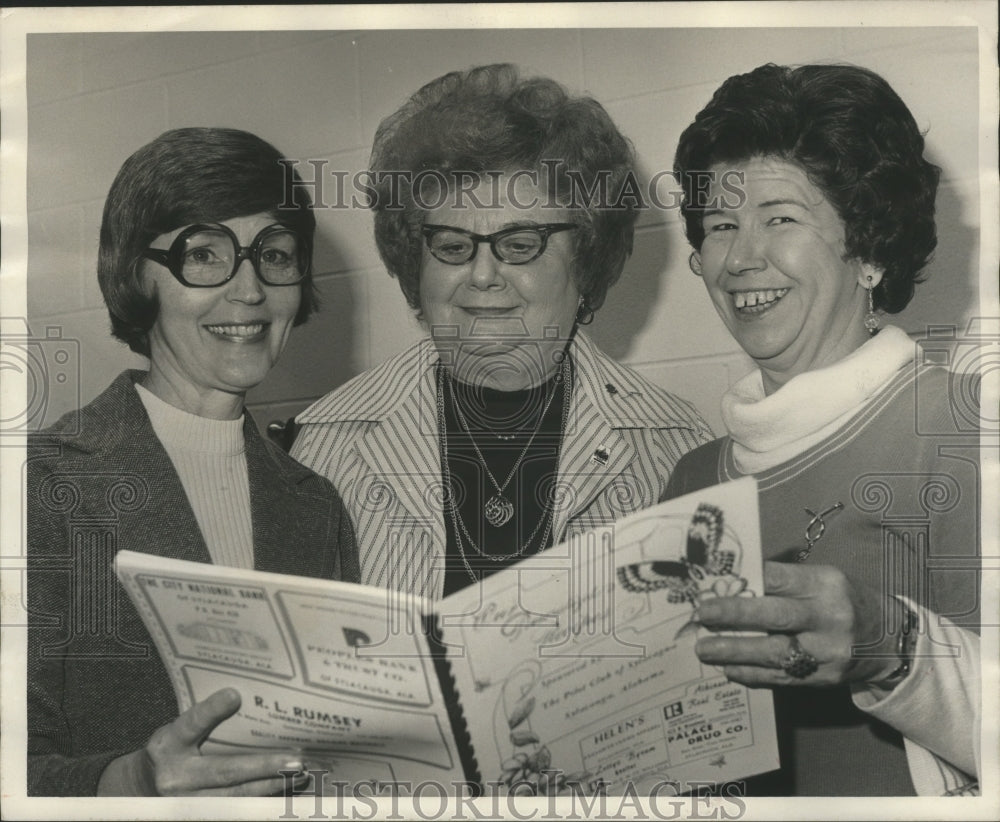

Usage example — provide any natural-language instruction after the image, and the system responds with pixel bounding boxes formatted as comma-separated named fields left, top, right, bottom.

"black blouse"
left=438, top=362, right=571, bottom=596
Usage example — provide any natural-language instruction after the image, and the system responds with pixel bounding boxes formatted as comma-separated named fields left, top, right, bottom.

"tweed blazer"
left=27, top=371, right=360, bottom=796
left=293, top=333, right=713, bottom=599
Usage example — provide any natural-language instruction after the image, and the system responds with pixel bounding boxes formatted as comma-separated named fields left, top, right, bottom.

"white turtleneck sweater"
left=136, top=383, right=254, bottom=569
left=721, top=324, right=915, bottom=474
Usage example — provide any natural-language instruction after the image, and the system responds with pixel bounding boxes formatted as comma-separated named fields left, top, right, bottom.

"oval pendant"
left=484, top=494, right=514, bottom=528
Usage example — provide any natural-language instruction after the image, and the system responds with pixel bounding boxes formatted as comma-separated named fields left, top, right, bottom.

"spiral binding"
left=422, top=613, right=483, bottom=790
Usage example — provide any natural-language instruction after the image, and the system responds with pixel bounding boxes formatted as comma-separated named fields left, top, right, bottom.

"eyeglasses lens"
left=494, top=231, right=544, bottom=263
left=181, top=229, right=304, bottom=285
left=257, top=230, right=304, bottom=284
left=427, top=229, right=545, bottom=264
left=427, top=231, right=476, bottom=264
left=181, top=230, right=233, bottom=285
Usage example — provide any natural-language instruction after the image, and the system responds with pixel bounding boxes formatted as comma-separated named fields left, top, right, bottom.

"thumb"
left=168, top=688, right=242, bottom=750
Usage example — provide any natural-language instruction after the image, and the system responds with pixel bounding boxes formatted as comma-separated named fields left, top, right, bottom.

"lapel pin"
left=590, top=446, right=610, bottom=466
left=605, top=383, right=618, bottom=396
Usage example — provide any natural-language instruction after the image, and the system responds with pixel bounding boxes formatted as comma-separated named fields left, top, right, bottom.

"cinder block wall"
left=26, top=28, right=980, bottom=435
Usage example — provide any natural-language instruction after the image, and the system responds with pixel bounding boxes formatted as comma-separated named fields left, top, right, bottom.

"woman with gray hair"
left=294, top=64, right=712, bottom=598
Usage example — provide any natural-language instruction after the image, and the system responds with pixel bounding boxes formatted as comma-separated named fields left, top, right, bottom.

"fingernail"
left=284, top=760, right=305, bottom=772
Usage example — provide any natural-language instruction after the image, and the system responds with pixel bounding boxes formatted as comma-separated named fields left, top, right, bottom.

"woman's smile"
left=731, top=288, right=790, bottom=314
left=203, top=321, right=270, bottom=341
left=458, top=305, right=519, bottom=316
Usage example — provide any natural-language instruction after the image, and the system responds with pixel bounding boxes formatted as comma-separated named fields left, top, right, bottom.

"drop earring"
left=864, top=275, right=880, bottom=335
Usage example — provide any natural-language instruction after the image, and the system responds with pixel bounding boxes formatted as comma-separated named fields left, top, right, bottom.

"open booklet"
left=114, top=476, right=778, bottom=795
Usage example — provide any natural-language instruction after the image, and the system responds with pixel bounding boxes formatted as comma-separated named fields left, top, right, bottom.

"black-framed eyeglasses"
left=141, top=223, right=310, bottom=287
left=421, top=223, right=577, bottom=266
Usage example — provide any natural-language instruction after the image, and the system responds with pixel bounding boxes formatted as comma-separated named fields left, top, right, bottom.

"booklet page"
left=438, top=476, right=778, bottom=795
left=114, top=555, right=465, bottom=787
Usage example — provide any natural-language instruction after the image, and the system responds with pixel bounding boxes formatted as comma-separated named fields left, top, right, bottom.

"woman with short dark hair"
left=666, top=63, right=980, bottom=796
left=294, top=64, right=712, bottom=598
left=675, top=62, right=939, bottom=320
left=28, top=127, right=359, bottom=796
left=98, top=127, right=319, bottom=357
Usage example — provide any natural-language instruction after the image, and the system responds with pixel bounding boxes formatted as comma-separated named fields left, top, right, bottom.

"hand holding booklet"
left=114, top=476, right=778, bottom=795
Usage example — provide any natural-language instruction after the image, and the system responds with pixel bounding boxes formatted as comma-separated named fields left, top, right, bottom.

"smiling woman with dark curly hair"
left=665, top=63, right=980, bottom=797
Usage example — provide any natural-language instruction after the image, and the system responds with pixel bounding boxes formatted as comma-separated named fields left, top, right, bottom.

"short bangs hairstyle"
left=674, top=63, right=940, bottom=313
left=368, top=63, right=639, bottom=314
left=98, top=127, right=318, bottom=356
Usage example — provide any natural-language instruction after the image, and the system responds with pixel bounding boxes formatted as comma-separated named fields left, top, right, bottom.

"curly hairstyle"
left=368, top=63, right=639, bottom=315
left=673, top=63, right=940, bottom=313
left=98, top=127, right=318, bottom=356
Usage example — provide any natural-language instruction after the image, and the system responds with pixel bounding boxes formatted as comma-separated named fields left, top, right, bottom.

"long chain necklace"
left=436, top=358, right=572, bottom=579
left=445, top=361, right=565, bottom=528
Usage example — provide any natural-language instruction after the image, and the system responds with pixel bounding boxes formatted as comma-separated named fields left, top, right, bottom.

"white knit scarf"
left=722, top=325, right=915, bottom=474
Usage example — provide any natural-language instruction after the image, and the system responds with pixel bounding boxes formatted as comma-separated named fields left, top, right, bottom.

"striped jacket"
left=293, top=333, right=713, bottom=599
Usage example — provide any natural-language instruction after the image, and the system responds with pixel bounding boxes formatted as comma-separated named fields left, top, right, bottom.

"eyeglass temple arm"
left=141, top=249, right=171, bottom=265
